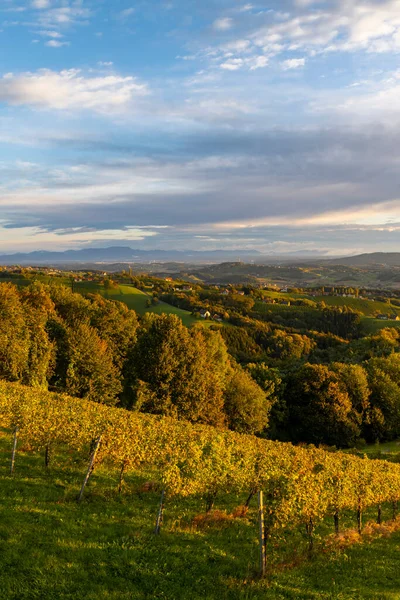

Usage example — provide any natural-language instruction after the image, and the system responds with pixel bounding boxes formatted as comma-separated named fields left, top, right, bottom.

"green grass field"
left=261, top=290, right=400, bottom=318
left=360, top=317, right=400, bottom=335
left=1, top=428, right=400, bottom=600
left=74, top=282, right=199, bottom=327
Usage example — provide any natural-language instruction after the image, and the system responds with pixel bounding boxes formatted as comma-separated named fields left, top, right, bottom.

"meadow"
left=74, top=282, right=198, bottom=327
left=0, top=275, right=200, bottom=327
left=261, top=290, right=400, bottom=317
left=1, top=429, right=400, bottom=600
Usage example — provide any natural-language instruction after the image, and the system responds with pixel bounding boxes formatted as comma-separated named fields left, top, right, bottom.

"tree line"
left=2, top=280, right=400, bottom=446
left=0, top=282, right=270, bottom=434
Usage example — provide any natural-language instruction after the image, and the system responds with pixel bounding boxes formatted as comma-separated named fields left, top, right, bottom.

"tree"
left=365, top=362, right=400, bottom=441
left=65, top=323, right=122, bottom=404
left=246, top=362, right=286, bottom=438
left=50, top=285, right=92, bottom=327
left=331, top=363, right=370, bottom=421
left=287, top=364, right=360, bottom=447
left=89, top=294, right=139, bottom=368
left=130, top=314, right=226, bottom=427
left=224, top=364, right=270, bottom=434
left=0, top=283, right=30, bottom=382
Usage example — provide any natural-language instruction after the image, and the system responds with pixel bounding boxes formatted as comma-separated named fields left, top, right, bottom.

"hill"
left=75, top=282, right=199, bottom=327
left=1, top=428, right=400, bottom=600
left=327, top=253, right=400, bottom=268
left=0, top=246, right=261, bottom=265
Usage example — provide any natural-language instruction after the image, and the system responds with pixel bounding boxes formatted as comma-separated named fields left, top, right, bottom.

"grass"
left=74, top=282, right=202, bottom=327
left=1, top=429, right=400, bottom=600
left=353, top=439, right=400, bottom=456
left=0, top=276, right=203, bottom=328
left=261, top=291, right=400, bottom=318
left=360, top=317, right=400, bottom=335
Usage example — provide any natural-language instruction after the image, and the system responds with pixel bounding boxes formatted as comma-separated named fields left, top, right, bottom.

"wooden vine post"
left=258, top=490, right=267, bottom=577
left=77, top=436, right=102, bottom=503
left=154, top=489, right=165, bottom=535
left=45, top=444, right=51, bottom=469
left=118, top=460, right=127, bottom=494
left=334, top=509, right=340, bottom=535
left=10, top=426, right=19, bottom=475
left=357, top=505, right=362, bottom=535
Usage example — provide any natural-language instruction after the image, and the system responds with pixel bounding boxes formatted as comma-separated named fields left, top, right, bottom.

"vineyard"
left=1, top=380, right=400, bottom=580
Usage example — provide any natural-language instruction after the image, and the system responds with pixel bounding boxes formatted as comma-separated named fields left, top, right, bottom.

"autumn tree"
left=224, top=364, right=271, bottom=434
left=287, top=363, right=360, bottom=447
left=131, top=314, right=226, bottom=427
left=65, top=323, right=122, bottom=404
left=0, top=283, right=30, bottom=382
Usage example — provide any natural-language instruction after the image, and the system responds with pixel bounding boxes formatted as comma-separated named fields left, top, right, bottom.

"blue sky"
left=1, top=0, right=400, bottom=256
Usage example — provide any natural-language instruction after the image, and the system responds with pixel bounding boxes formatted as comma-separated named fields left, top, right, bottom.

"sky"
left=1, top=0, right=400, bottom=256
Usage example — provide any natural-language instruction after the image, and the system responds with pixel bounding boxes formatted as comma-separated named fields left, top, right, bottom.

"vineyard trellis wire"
left=1, top=379, right=400, bottom=576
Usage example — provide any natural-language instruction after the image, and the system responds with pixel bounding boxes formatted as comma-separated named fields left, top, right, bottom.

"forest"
left=2, top=278, right=400, bottom=448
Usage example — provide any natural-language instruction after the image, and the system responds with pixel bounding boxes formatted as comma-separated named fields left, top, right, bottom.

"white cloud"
left=220, top=54, right=268, bottom=71
left=249, top=55, right=269, bottom=69
left=38, top=30, right=63, bottom=38
left=203, top=0, right=400, bottom=76
left=220, top=58, right=243, bottom=70
left=118, top=7, right=135, bottom=20
left=0, top=69, right=149, bottom=113
left=37, top=5, right=91, bottom=28
left=281, top=57, right=306, bottom=70
left=213, top=18, right=234, bottom=31
left=45, top=39, right=69, bottom=47
left=31, top=0, right=51, bottom=8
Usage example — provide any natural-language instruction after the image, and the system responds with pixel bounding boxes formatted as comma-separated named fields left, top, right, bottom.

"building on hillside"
left=212, top=314, right=223, bottom=322
left=377, top=314, right=389, bottom=320
left=200, top=309, right=211, bottom=319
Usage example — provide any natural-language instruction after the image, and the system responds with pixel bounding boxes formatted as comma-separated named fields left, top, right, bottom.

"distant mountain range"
left=0, top=246, right=263, bottom=265
left=2, top=247, right=400, bottom=268
left=326, top=253, right=400, bottom=268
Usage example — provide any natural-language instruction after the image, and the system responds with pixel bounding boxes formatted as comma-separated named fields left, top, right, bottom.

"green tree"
left=365, top=362, right=400, bottom=441
left=0, top=283, right=30, bottom=382
left=287, top=364, right=360, bottom=447
left=50, top=285, right=92, bottom=327
left=131, top=314, right=226, bottom=426
left=65, top=323, right=122, bottom=404
left=224, top=364, right=270, bottom=434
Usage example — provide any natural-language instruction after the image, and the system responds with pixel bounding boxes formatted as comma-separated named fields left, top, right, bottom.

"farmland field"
left=1, top=429, right=400, bottom=600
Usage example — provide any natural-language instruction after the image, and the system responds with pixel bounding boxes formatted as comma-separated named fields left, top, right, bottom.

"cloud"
left=240, top=4, right=254, bottom=12
left=117, top=7, right=135, bottom=20
left=213, top=17, right=234, bottom=31
left=45, top=39, right=69, bottom=47
left=220, top=54, right=268, bottom=71
left=281, top=57, right=306, bottom=69
left=36, top=5, right=91, bottom=29
left=197, top=0, right=400, bottom=77
left=31, top=0, right=51, bottom=8
left=220, top=58, right=243, bottom=70
left=0, top=69, right=149, bottom=113
left=37, top=29, right=63, bottom=38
